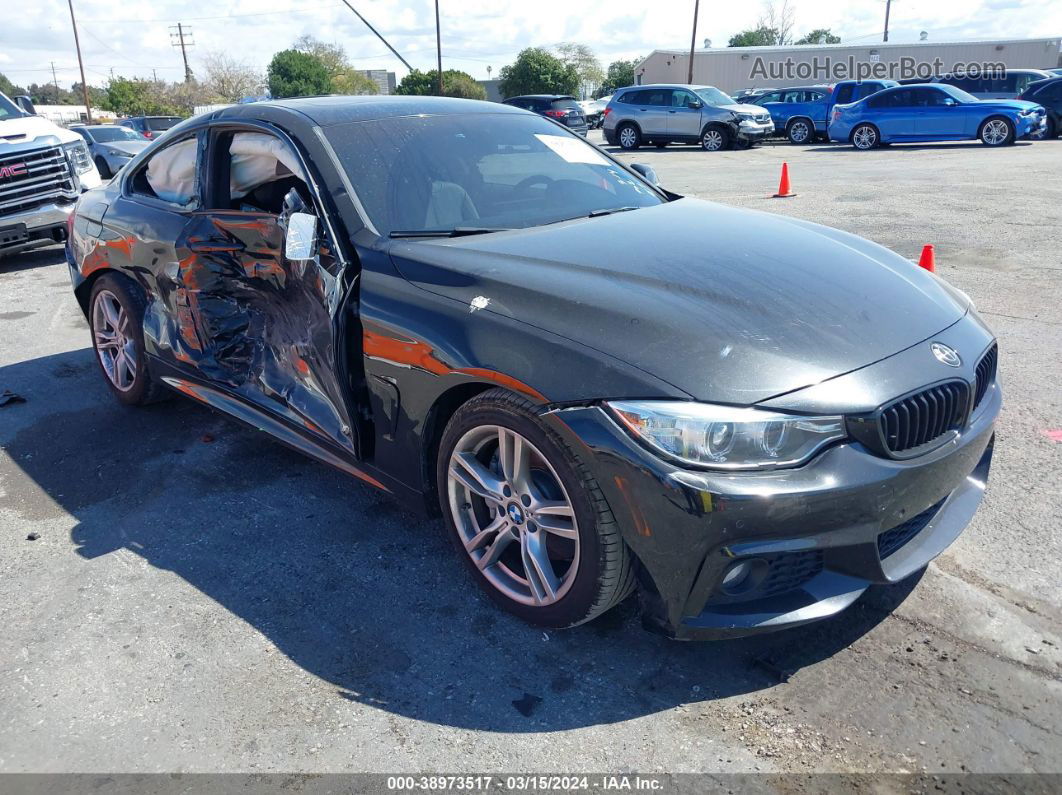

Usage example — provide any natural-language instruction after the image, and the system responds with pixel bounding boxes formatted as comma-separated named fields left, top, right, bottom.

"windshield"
left=940, top=85, right=979, bottom=104
left=84, top=126, right=144, bottom=143
left=324, top=113, right=662, bottom=236
left=0, top=93, right=24, bottom=122
left=695, top=86, right=736, bottom=106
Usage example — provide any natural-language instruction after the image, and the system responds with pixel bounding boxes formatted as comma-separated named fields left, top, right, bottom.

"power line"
left=79, top=2, right=343, bottom=24
left=170, top=23, right=194, bottom=83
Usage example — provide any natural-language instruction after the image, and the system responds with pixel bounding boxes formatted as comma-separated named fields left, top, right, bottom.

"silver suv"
left=603, top=84, right=774, bottom=151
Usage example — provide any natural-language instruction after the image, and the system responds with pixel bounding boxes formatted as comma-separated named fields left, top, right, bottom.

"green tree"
left=332, top=70, right=380, bottom=95
left=553, top=42, right=604, bottom=98
left=795, top=28, right=840, bottom=45
left=394, top=69, right=485, bottom=99
left=0, top=72, right=27, bottom=98
left=106, top=77, right=178, bottom=116
left=728, top=26, right=779, bottom=47
left=599, top=59, right=639, bottom=96
left=498, top=48, right=579, bottom=99
left=293, top=35, right=348, bottom=79
left=267, top=49, right=331, bottom=99
left=72, top=82, right=111, bottom=111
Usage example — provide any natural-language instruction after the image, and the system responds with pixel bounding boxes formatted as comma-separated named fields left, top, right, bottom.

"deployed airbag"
left=145, top=138, right=197, bottom=204
left=229, top=133, right=303, bottom=199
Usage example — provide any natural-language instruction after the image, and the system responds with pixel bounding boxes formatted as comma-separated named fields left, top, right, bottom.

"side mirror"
left=14, top=95, right=36, bottom=115
left=943, top=98, right=958, bottom=106
left=689, top=100, right=703, bottom=109
left=284, top=212, right=317, bottom=261
left=630, top=163, right=660, bottom=186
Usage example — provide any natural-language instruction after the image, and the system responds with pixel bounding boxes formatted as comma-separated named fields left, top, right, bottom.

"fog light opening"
left=720, top=558, right=769, bottom=596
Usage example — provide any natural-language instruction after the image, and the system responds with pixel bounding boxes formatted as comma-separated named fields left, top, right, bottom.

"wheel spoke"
left=521, top=531, right=558, bottom=604
left=534, top=512, right=578, bottom=540
left=477, top=525, right=514, bottom=571
left=451, top=452, right=505, bottom=503
left=101, top=296, right=121, bottom=330
left=464, top=515, right=507, bottom=553
left=498, top=428, right=531, bottom=493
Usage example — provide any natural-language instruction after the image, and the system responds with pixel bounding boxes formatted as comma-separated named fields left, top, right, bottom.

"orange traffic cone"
left=773, top=162, right=796, bottom=198
left=918, top=244, right=935, bottom=272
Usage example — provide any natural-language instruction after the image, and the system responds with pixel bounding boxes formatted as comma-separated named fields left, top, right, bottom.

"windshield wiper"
left=389, top=227, right=512, bottom=239
left=587, top=206, right=641, bottom=218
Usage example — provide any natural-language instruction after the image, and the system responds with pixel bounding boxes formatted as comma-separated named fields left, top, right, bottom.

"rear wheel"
left=94, top=156, right=112, bottom=179
left=617, top=123, right=641, bottom=150
left=979, top=116, right=1014, bottom=146
left=786, top=118, right=813, bottom=144
left=851, top=123, right=879, bottom=150
left=438, top=389, right=635, bottom=628
left=89, top=274, right=168, bottom=406
left=701, top=126, right=729, bottom=151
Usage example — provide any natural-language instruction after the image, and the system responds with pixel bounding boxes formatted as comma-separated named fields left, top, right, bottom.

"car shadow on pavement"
left=0, top=244, right=68, bottom=274
left=2, top=348, right=919, bottom=733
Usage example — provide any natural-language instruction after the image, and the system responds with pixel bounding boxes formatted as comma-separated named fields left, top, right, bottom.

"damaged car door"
left=168, top=126, right=358, bottom=455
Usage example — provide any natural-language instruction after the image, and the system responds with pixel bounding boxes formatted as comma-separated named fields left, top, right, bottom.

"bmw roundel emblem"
left=930, top=342, right=962, bottom=367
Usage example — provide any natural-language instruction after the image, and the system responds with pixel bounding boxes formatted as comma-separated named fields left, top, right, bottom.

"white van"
left=0, top=92, right=101, bottom=257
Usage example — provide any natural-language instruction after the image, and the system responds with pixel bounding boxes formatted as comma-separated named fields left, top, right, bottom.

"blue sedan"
left=828, top=84, right=1047, bottom=149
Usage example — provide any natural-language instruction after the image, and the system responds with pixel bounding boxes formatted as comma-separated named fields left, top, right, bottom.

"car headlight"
left=734, top=112, right=755, bottom=121
left=107, top=148, right=134, bottom=157
left=607, top=401, right=846, bottom=470
left=63, top=141, right=93, bottom=174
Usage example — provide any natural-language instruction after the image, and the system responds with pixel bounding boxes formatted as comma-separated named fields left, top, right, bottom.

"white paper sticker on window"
left=534, top=134, right=609, bottom=166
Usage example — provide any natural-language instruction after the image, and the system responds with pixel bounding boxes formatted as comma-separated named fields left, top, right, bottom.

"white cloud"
left=3, top=0, right=1059, bottom=90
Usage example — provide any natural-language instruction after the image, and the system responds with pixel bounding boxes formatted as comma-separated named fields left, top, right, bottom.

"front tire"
left=437, top=389, right=635, bottom=629
left=979, top=116, right=1014, bottom=146
left=89, top=274, right=168, bottom=406
left=701, top=126, right=729, bottom=151
left=851, top=123, right=879, bottom=150
left=94, top=156, right=112, bottom=179
left=616, top=123, right=641, bottom=150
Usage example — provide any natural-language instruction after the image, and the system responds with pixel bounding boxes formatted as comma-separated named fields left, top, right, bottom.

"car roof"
left=209, top=95, right=527, bottom=127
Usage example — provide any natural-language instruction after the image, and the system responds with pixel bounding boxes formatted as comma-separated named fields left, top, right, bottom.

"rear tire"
left=617, top=123, right=641, bottom=150
left=979, top=116, right=1014, bottom=146
left=89, top=274, right=169, bottom=406
left=786, top=118, right=813, bottom=144
left=94, top=156, right=112, bottom=179
left=437, top=388, right=635, bottom=629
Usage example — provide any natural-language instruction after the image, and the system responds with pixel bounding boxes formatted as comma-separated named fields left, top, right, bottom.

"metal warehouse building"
left=636, top=37, right=1061, bottom=94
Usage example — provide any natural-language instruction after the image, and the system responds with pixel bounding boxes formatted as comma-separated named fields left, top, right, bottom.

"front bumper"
left=0, top=200, right=75, bottom=255
left=544, top=373, right=999, bottom=641
left=735, top=119, right=775, bottom=141
left=1018, top=114, right=1047, bottom=139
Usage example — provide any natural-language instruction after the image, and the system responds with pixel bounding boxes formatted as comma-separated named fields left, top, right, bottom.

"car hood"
left=0, top=114, right=80, bottom=146
left=101, top=140, right=150, bottom=155
left=388, top=198, right=968, bottom=404
left=719, top=103, right=769, bottom=115
left=973, top=99, right=1041, bottom=112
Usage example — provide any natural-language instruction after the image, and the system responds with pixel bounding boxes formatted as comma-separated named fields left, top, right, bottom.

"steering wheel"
left=513, top=175, right=555, bottom=196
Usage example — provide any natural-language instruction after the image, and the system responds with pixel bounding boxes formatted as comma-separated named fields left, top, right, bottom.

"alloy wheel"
left=447, top=425, right=580, bottom=606
left=92, top=289, right=137, bottom=392
left=702, top=129, right=724, bottom=151
left=982, top=119, right=1009, bottom=145
left=853, top=125, right=877, bottom=149
left=789, top=121, right=810, bottom=143
left=618, top=126, right=637, bottom=149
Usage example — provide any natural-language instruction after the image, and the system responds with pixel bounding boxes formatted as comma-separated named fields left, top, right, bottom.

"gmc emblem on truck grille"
left=0, top=163, right=28, bottom=179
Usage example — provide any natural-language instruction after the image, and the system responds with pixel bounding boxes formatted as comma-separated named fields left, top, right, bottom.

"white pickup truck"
left=0, top=92, right=101, bottom=257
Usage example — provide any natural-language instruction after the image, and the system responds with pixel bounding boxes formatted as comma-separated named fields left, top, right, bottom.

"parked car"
left=68, top=96, right=999, bottom=640
left=69, top=124, right=151, bottom=178
left=829, top=83, right=1047, bottom=149
left=744, top=80, right=896, bottom=144
left=118, top=115, right=182, bottom=140
left=0, top=91, right=100, bottom=257
left=931, top=69, right=1053, bottom=99
left=731, top=88, right=774, bottom=104
left=578, top=96, right=611, bottom=128
left=1018, top=77, right=1062, bottom=138
left=502, top=95, right=588, bottom=136
left=1045, top=68, right=1062, bottom=77
left=603, top=84, right=774, bottom=151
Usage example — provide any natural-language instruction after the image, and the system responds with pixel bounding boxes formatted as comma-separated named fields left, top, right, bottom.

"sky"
left=3, top=0, right=1060, bottom=91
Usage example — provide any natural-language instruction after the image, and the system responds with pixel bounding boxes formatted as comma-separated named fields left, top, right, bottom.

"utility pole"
left=50, top=62, right=60, bottom=103
left=435, top=0, right=443, bottom=96
left=687, top=0, right=700, bottom=85
left=67, top=0, right=92, bottom=122
left=336, top=0, right=412, bottom=71
left=883, top=0, right=892, bottom=42
left=170, top=23, right=194, bottom=83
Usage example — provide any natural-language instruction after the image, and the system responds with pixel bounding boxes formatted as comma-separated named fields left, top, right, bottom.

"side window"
left=758, top=91, right=782, bottom=103
left=922, top=89, right=952, bottom=106
left=867, top=91, right=890, bottom=108
left=1012, top=74, right=1036, bottom=94
left=129, top=135, right=199, bottom=207
left=856, top=83, right=882, bottom=100
left=671, top=89, right=699, bottom=108
left=834, top=85, right=854, bottom=104
left=809, top=91, right=827, bottom=101
left=645, top=89, right=669, bottom=106
left=204, top=130, right=310, bottom=216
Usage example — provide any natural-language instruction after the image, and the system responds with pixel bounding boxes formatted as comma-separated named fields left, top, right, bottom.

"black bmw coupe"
left=67, top=97, right=999, bottom=639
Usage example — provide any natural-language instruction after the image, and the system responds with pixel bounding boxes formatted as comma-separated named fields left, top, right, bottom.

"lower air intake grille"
left=879, top=381, right=969, bottom=454
left=878, top=500, right=945, bottom=560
